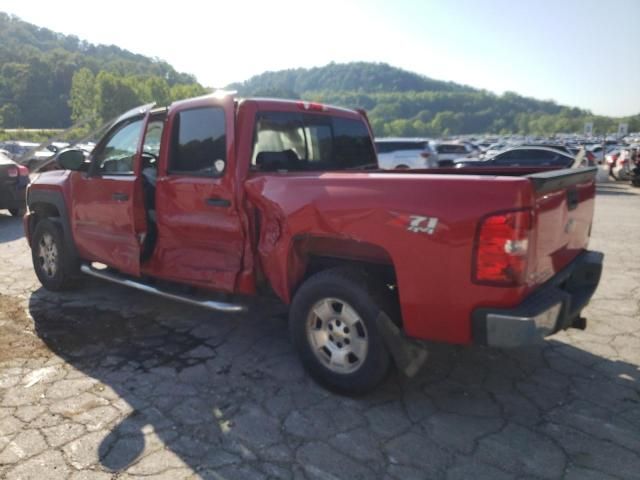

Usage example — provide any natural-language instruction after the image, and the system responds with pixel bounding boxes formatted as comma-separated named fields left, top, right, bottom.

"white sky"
left=1, top=0, right=639, bottom=117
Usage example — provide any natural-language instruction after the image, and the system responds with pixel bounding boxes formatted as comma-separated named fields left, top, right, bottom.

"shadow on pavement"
left=596, top=183, right=639, bottom=196
left=0, top=213, right=24, bottom=243
left=27, top=284, right=640, bottom=479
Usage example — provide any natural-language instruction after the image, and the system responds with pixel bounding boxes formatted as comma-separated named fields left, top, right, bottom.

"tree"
left=69, top=68, right=97, bottom=124
left=169, top=83, right=207, bottom=101
left=95, top=72, right=141, bottom=122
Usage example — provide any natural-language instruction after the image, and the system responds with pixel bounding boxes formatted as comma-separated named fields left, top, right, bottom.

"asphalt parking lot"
left=0, top=182, right=639, bottom=480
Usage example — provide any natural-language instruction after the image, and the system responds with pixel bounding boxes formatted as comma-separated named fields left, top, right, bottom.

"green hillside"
left=230, top=62, right=639, bottom=136
left=0, top=13, right=204, bottom=129
left=1, top=12, right=637, bottom=136
left=228, top=62, right=475, bottom=97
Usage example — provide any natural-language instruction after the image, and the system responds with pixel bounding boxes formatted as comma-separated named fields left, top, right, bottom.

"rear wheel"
left=289, top=268, right=391, bottom=394
left=31, top=218, right=78, bottom=291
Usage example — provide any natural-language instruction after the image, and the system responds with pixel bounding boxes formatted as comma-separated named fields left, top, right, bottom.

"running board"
left=80, top=264, right=246, bottom=313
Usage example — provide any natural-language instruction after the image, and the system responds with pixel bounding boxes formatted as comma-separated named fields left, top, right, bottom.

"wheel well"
left=289, top=236, right=403, bottom=327
left=29, top=202, right=61, bottom=236
left=305, top=256, right=403, bottom=328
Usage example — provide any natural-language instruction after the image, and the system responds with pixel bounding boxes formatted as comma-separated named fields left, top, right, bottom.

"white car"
left=588, top=144, right=620, bottom=164
left=483, top=143, right=509, bottom=158
left=606, top=147, right=637, bottom=180
left=375, top=138, right=439, bottom=169
left=435, top=143, right=476, bottom=164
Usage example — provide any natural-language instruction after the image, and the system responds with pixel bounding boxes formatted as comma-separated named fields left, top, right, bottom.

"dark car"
left=455, top=146, right=576, bottom=168
left=0, top=152, right=29, bottom=216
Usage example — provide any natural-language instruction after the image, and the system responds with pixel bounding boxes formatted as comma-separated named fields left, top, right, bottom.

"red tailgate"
left=527, top=168, right=597, bottom=287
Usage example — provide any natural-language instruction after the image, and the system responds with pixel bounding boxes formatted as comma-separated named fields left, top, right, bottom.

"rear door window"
left=169, top=107, right=226, bottom=176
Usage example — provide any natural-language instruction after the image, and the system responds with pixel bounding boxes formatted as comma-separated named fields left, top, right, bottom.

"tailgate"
left=527, top=167, right=597, bottom=286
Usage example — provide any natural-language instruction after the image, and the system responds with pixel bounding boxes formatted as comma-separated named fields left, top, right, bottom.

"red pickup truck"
left=24, top=94, right=603, bottom=393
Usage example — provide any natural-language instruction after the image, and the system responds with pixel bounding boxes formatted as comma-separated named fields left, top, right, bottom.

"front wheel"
left=31, top=218, right=78, bottom=291
left=289, top=268, right=391, bottom=394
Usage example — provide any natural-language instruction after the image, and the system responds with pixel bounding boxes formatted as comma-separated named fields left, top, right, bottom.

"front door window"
left=92, top=119, right=144, bottom=175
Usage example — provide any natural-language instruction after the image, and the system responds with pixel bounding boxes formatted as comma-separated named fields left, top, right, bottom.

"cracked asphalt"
left=0, top=182, right=639, bottom=480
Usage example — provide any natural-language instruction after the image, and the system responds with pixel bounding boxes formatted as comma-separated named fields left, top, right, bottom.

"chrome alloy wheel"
left=306, top=297, right=369, bottom=373
left=37, top=232, right=58, bottom=278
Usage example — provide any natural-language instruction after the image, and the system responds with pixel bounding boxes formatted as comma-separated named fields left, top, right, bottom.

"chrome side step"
left=80, top=264, right=246, bottom=313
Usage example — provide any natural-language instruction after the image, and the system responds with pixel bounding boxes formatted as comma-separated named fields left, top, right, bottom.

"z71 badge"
left=407, top=215, right=439, bottom=234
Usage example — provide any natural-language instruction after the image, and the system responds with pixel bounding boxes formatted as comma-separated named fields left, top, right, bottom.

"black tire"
left=31, top=218, right=79, bottom=291
left=289, top=268, right=391, bottom=394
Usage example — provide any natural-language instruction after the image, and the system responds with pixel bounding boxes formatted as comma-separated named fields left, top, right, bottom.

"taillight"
left=18, top=165, right=29, bottom=176
left=7, top=166, right=18, bottom=177
left=473, top=209, right=532, bottom=286
left=296, top=101, right=328, bottom=112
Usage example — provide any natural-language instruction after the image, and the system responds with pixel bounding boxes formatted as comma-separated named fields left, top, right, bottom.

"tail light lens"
left=473, top=209, right=532, bottom=286
left=7, top=166, right=18, bottom=177
left=296, top=101, right=328, bottom=112
left=18, top=165, right=29, bottom=176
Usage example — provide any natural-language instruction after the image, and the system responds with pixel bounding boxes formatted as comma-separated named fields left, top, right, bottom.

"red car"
left=24, top=95, right=603, bottom=393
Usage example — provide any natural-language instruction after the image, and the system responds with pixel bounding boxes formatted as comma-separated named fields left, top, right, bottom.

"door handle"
left=112, top=192, right=129, bottom=201
left=206, top=197, right=231, bottom=207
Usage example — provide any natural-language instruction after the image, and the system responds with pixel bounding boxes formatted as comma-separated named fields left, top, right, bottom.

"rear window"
left=252, top=112, right=376, bottom=171
left=375, top=141, right=429, bottom=154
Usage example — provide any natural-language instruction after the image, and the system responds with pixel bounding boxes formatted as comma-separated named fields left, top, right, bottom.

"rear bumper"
left=472, top=250, right=603, bottom=347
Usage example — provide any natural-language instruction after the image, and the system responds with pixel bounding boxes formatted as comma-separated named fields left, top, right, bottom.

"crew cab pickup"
left=24, top=94, right=603, bottom=393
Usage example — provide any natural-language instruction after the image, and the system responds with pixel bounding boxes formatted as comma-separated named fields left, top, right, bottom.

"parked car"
left=0, top=141, right=59, bottom=170
left=483, top=142, right=508, bottom=157
left=0, top=151, right=29, bottom=216
left=375, top=138, right=439, bottom=169
left=455, top=146, right=576, bottom=168
left=607, top=147, right=637, bottom=180
left=588, top=144, right=621, bottom=164
left=435, top=142, right=475, bottom=164
left=24, top=95, right=602, bottom=393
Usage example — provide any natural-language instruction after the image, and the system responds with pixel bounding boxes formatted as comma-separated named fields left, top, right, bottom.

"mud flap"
left=375, top=312, right=428, bottom=377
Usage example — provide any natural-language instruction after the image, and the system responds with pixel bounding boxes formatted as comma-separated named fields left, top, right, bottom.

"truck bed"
left=245, top=166, right=597, bottom=344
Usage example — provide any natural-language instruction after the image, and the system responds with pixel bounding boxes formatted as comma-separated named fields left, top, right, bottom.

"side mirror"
left=57, top=149, right=87, bottom=171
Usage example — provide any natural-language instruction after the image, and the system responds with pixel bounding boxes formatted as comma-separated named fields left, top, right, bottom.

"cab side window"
left=169, top=107, right=226, bottom=176
left=251, top=112, right=375, bottom=172
left=93, top=119, right=144, bottom=174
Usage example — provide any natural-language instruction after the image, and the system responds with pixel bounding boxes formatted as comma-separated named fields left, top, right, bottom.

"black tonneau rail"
left=379, top=166, right=598, bottom=191
left=526, top=167, right=597, bottom=194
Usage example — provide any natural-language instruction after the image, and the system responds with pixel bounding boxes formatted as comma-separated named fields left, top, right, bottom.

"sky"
left=1, top=0, right=639, bottom=116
